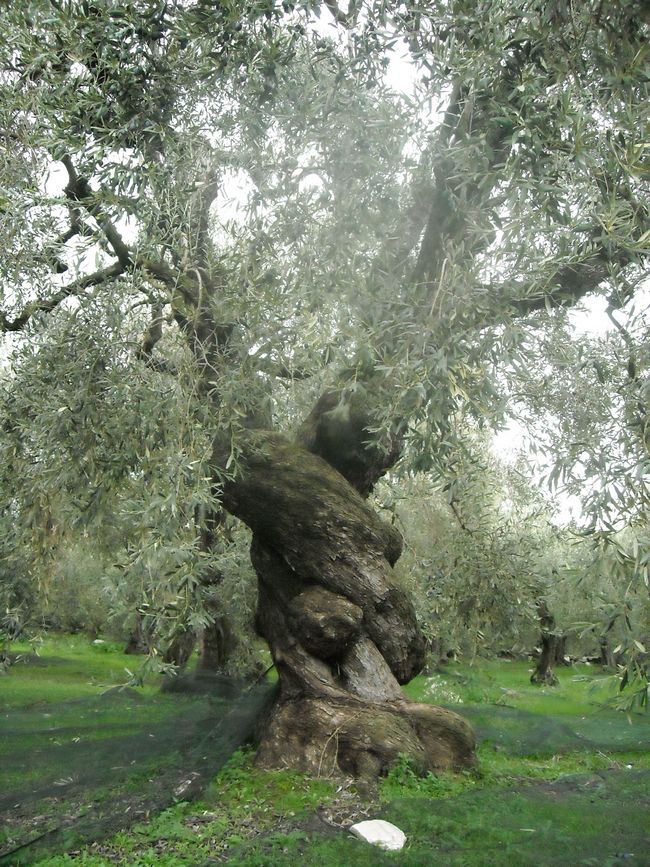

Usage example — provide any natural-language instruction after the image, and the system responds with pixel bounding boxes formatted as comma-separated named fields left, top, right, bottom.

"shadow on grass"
left=0, top=682, right=276, bottom=866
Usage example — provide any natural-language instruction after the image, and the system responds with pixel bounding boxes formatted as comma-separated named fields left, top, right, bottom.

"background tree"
left=1, top=1, right=647, bottom=775
left=387, top=431, right=576, bottom=665
left=501, top=308, right=649, bottom=704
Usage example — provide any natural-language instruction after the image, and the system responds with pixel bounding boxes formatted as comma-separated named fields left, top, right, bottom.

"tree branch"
left=136, top=302, right=165, bottom=362
left=0, top=262, right=125, bottom=333
left=502, top=248, right=635, bottom=318
left=135, top=303, right=178, bottom=374
left=376, top=83, right=465, bottom=279
left=193, top=172, right=221, bottom=265
left=46, top=207, right=86, bottom=274
left=324, top=0, right=358, bottom=28
left=409, top=46, right=529, bottom=291
left=449, top=495, right=472, bottom=535
left=411, top=115, right=512, bottom=289
left=61, top=155, right=132, bottom=268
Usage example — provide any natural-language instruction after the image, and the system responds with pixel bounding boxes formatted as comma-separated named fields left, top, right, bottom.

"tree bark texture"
left=217, top=431, right=475, bottom=778
left=124, top=611, right=154, bottom=656
left=197, top=603, right=236, bottom=672
left=598, top=635, right=625, bottom=671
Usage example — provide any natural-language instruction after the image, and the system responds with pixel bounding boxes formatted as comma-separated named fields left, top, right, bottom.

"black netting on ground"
left=458, top=703, right=650, bottom=756
left=0, top=674, right=276, bottom=866
left=3, top=683, right=649, bottom=866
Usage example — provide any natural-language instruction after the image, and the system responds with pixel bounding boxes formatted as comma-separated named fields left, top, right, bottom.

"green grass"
left=25, top=747, right=338, bottom=867
left=403, top=659, right=622, bottom=714
left=403, top=661, right=650, bottom=759
left=2, top=638, right=649, bottom=866
left=29, top=750, right=650, bottom=867
left=0, top=636, right=248, bottom=864
left=0, top=635, right=161, bottom=707
left=0, top=635, right=190, bottom=794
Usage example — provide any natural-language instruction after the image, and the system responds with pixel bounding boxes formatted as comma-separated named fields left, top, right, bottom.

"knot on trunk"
left=288, top=588, right=363, bottom=659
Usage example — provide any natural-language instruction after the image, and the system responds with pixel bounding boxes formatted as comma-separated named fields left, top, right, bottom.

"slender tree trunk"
left=193, top=507, right=238, bottom=673
left=554, top=635, right=569, bottom=666
left=599, top=635, right=620, bottom=670
left=217, top=430, right=475, bottom=778
left=197, top=583, right=236, bottom=673
left=530, top=600, right=560, bottom=686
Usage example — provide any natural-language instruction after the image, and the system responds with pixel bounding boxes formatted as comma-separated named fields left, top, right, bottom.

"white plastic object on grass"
left=349, top=819, right=406, bottom=851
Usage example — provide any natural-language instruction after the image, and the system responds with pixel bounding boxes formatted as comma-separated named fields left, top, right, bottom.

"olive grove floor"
left=1, top=638, right=648, bottom=865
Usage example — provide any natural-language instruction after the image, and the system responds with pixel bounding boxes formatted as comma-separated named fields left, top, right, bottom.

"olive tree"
left=501, top=306, right=649, bottom=704
left=1, top=0, right=647, bottom=776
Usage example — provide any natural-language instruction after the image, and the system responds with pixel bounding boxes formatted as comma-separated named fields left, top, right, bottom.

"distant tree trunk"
left=218, top=428, right=475, bottom=778
left=194, top=508, right=238, bottom=673
left=163, top=627, right=195, bottom=668
left=124, top=611, right=153, bottom=655
left=599, top=636, right=616, bottom=669
left=124, top=634, right=140, bottom=655
left=530, top=600, right=560, bottom=686
left=197, top=598, right=236, bottom=673
left=553, top=635, right=570, bottom=666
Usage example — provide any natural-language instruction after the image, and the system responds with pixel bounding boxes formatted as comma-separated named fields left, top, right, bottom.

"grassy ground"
left=0, top=637, right=271, bottom=865
left=1, top=639, right=649, bottom=866
left=0, top=635, right=161, bottom=707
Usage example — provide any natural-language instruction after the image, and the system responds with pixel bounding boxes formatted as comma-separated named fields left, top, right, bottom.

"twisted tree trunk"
left=217, top=429, right=475, bottom=778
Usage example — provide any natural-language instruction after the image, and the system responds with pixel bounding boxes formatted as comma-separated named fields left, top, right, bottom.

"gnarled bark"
left=217, top=431, right=475, bottom=778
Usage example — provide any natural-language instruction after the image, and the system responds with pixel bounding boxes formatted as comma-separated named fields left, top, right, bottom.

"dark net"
left=459, top=703, right=650, bottom=756
left=0, top=674, right=276, bottom=865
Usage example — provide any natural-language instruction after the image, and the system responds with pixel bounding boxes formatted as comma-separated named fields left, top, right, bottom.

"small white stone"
left=349, top=819, right=406, bottom=851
